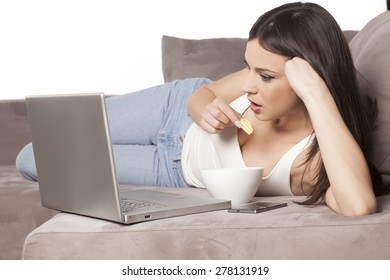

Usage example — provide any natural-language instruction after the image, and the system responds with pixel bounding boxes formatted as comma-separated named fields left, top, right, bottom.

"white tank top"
left=181, top=94, right=314, bottom=196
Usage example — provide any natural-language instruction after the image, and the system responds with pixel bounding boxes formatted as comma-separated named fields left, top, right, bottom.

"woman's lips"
left=249, top=100, right=262, bottom=113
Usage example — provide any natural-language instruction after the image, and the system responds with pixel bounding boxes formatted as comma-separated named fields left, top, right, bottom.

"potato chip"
left=240, top=118, right=253, bottom=135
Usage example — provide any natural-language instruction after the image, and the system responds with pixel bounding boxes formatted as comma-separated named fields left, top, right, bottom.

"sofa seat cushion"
left=22, top=185, right=390, bottom=260
left=0, top=165, right=58, bottom=259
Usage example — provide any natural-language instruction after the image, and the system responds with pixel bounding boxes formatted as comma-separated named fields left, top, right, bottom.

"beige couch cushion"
left=349, top=11, right=390, bottom=185
left=22, top=185, right=390, bottom=260
left=0, top=166, right=57, bottom=259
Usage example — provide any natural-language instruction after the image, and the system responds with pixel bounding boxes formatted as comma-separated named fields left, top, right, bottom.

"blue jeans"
left=16, top=78, right=211, bottom=187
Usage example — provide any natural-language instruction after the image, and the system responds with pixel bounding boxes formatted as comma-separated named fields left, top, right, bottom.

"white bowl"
left=200, top=167, right=264, bottom=205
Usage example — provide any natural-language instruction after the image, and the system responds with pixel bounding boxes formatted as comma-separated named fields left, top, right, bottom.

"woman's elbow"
left=340, top=199, right=377, bottom=217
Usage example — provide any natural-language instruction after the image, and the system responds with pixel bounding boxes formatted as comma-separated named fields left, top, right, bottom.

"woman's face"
left=243, top=39, right=305, bottom=122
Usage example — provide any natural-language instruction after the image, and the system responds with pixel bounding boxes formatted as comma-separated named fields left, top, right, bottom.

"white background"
left=0, top=0, right=386, bottom=100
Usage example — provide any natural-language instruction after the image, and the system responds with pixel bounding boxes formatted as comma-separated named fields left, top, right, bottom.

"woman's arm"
left=187, top=70, right=247, bottom=134
left=285, top=58, right=377, bottom=216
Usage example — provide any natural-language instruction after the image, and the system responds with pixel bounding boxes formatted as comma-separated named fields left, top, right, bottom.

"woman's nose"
left=242, top=72, right=258, bottom=94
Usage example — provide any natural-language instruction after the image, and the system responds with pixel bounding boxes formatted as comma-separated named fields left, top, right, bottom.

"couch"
left=1, top=11, right=390, bottom=260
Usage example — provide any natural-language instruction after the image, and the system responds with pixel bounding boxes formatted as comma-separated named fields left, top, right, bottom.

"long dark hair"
left=248, top=2, right=384, bottom=204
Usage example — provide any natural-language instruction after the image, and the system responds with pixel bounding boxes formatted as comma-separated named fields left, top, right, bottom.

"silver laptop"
left=26, top=93, right=230, bottom=224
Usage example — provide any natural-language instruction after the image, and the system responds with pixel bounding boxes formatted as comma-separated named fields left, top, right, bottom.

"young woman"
left=16, top=2, right=383, bottom=216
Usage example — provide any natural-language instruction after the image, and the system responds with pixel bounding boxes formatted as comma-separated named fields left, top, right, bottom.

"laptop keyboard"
left=120, top=198, right=167, bottom=213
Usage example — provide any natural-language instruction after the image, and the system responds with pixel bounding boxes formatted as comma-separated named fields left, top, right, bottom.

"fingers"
left=285, top=57, right=307, bottom=79
left=285, top=57, right=328, bottom=101
left=201, top=98, right=241, bottom=134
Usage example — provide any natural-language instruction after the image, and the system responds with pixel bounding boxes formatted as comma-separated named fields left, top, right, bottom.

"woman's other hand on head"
left=199, top=98, right=241, bottom=134
left=285, top=57, right=329, bottom=102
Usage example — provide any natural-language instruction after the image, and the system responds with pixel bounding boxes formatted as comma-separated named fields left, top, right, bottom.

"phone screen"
left=228, top=201, right=287, bottom=213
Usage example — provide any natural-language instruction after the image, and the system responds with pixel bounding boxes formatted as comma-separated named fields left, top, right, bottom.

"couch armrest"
left=0, top=100, right=31, bottom=166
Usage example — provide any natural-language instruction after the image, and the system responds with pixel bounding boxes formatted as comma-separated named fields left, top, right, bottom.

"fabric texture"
left=0, top=100, right=31, bottom=165
left=22, top=184, right=390, bottom=260
left=162, top=35, right=247, bottom=82
left=161, top=32, right=357, bottom=83
left=0, top=166, right=58, bottom=259
left=349, top=11, right=390, bottom=185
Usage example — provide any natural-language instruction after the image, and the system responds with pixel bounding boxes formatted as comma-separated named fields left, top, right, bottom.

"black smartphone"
left=228, top=201, right=288, bottom=213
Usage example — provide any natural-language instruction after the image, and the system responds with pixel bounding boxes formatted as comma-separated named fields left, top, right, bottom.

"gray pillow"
left=161, top=35, right=247, bottom=82
left=161, top=32, right=357, bottom=83
left=349, top=11, right=390, bottom=184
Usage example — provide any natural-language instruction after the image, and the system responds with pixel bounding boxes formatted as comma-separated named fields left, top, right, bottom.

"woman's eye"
left=260, top=75, right=274, bottom=81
